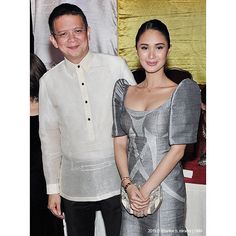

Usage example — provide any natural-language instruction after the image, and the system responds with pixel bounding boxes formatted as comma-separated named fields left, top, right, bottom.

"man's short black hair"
left=48, top=3, right=88, bottom=34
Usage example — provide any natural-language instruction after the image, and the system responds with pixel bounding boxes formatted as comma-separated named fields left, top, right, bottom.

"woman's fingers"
left=143, top=206, right=149, bottom=216
left=129, top=186, right=149, bottom=202
left=127, top=184, right=150, bottom=216
left=130, top=192, right=150, bottom=207
left=130, top=198, right=149, bottom=209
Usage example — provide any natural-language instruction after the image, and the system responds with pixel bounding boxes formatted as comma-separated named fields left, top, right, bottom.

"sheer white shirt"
left=39, top=51, right=135, bottom=201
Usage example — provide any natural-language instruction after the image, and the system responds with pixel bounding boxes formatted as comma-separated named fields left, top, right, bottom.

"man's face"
left=50, top=14, right=90, bottom=64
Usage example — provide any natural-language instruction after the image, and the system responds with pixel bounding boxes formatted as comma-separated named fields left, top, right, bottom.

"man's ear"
left=49, top=35, right=59, bottom=49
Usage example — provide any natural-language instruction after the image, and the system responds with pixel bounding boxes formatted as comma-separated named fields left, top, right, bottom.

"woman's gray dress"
left=112, top=78, right=201, bottom=236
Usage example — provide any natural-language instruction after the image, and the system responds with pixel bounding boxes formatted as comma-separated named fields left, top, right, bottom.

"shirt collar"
left=64, top=51, right=93, bottom=76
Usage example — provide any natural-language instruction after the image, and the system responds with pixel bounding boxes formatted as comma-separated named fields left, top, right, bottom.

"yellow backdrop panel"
left=118, top=0, right=206, bottom=84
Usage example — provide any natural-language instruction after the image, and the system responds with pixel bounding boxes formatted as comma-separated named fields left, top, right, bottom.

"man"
left=39, top=3, right=135, bottom=236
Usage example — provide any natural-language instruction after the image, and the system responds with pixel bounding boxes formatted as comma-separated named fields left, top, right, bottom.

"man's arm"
left=39, top=76, right=63, bottom=218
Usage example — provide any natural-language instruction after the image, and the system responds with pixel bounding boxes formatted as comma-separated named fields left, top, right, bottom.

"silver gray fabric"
left=112, top=78, right=201, bottom=235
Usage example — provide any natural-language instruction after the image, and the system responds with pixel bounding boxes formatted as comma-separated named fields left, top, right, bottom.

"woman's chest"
left=120, top=101, right=171, bottom=137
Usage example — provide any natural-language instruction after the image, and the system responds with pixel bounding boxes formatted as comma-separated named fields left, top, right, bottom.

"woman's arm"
left=113, top=136, right=149, bottom=214
left=113, top=136, right=129, bottom=179
left=140, top=144, right=186, bottom=198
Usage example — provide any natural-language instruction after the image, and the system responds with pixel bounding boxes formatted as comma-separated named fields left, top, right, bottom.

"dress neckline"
left=125, top=96, right=171, bottom=114
left=123, top=78, right=188, bottom=113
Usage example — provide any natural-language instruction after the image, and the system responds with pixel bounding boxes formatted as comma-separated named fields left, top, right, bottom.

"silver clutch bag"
left=121, top=185, right=162, bottom=215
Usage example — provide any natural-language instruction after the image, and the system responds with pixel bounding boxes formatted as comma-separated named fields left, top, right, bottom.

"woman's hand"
left=139, top=184, right=153, bottom=216
left=139, top=184, right=152, bottom=199
left=126, top=184, right=150, bottom=217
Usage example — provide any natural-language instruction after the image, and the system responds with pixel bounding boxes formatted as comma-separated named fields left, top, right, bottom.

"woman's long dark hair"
left=135, top=19, right=170, bottom=49
left=30, top=53, right=47, bottom=100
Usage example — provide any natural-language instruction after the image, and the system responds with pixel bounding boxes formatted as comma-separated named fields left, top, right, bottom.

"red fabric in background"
left=182, top=109, right=206, bottom=185
left=183, top=160, right=206, bottom=184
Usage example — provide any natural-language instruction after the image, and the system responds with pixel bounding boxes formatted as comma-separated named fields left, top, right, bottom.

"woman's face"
left=136, top=29, right=170, bottom=74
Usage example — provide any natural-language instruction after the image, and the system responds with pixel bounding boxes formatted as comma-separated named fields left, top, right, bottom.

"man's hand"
left=48, top=194, right=64, bottom=219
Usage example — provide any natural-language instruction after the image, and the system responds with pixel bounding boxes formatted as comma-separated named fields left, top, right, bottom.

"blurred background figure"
left=30, top=53, right=64, bottom=236
left=197, top=85, right=206, bottom=166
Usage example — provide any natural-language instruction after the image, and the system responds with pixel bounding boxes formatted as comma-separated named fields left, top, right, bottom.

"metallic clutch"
left=121, top=185, right=162, bottom=215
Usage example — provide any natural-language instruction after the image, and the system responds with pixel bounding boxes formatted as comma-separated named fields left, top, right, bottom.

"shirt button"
left=85, top=100, right=88, bottom=103
left=88, top=118, right=91, bottom=121
left=82, top=82, right=84, bottom=85
left=77, top=65, right=80, bottom=68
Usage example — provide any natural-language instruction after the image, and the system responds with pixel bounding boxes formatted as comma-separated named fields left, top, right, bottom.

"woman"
left=30, top=53, right=64, bottom=236
left=112, top=19, right=201, bottom=235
